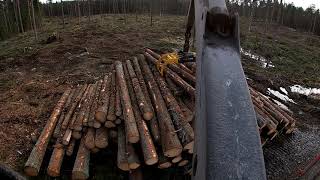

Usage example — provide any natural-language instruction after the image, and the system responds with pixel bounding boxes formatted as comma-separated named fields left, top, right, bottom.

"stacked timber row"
left=144, top=48, right=296, bottom=147
left=24, top=49, right=296, bottom=179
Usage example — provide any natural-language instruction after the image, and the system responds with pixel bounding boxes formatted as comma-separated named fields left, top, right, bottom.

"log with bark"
left=72, top=137, right=90, bottom=180
left=126, top=59, right=154, bottom=120
left=127, top=143, right=141, bottom=170
left=95, top=127, right=109, bottom=149
left=134, top=55, right=160, bottom=144
left=138, top=56, right=182, bottom=157
left=89, top=80, right=103, bottom=127
left=117, top=126, right=129, bottom=171
left=25, top=88, right=72, bottom=176
left=107, top=70, right=117, bottom=121
left=66, top=138, right=76, bottom=156
left=115, top=61, right=139, bottom=143
left=84, top=127, right=95, bottom=150
left=144, top=52, right=195, bottom=97
left=95, top=73, right=112, bottom=123
left=47, top=143, right=65, bottom=177
left=125, top=62, right=158, bottom=165
left=152, top=66, right=194, bottom=150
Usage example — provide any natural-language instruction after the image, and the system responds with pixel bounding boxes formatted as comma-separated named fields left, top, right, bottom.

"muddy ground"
left=0, top=15, right=320, bottom=179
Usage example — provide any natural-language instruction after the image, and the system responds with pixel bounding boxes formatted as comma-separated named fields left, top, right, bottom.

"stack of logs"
left=24, top=48, right=296, bottom=179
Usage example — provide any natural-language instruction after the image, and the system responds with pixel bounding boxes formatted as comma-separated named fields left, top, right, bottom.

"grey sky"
left=39, top=0, right=320, bottom=10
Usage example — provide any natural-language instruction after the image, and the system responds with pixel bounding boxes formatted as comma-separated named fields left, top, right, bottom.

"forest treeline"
left=0, top=0, right=319, bottom=41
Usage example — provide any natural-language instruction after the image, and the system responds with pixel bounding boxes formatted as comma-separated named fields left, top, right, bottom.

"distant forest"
left=0, top=0, right=319, bottom=40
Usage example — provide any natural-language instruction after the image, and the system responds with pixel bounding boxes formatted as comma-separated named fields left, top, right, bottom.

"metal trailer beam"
left=191, top=0, right=267, bottom=179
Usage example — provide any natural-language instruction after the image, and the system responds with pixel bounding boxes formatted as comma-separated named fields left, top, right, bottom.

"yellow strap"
left=156, top=53, right=179, bottom=76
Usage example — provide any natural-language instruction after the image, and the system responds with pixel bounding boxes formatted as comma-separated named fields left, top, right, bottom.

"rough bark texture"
left=84, top=128, right=95, bottom=150
left=134, top=55, right=160, bottom=144
left=53, top=89, right=76, bottom=138
left=70, top=84, right=90, bottom=129
left=62, top=85, right=87, bottom=130
left=146, top=49, right=196, bottom=86
left=95, top=73, right=112, bottom=123
left=107, top=70, right=117, bottom=121
left=72, top=130, right=82, bottom=140
left=66, top=138, right=76, bottom=156
left=184, top=62, right=196, bottom=74
left=72, top=138, right=90, bottom=180
left=152, top=66, right=194, bottom=150
left=126, top=60, right=154, bottom=120
left=125, top=63, right=158, bottom=165
left=138, top=56, right=182, bottom=157
left=144, top=52, right=195, bottom=97
left=115, top=84, right=122, bottom=117
left=176, top=97, right=193, bottom=123
left=165, top=75, right=183, bottom=96
left=24, top=88, right=71, bottom=176
left=83, top=84, right=96, bottom=126
left=157, top=149, right=172, bottom=169
left=117, top=126, right=129, bottom=171
left=105, top=121, right=116, bottom=128
left=62, top=128, right=72, bottom=146
left=95, top=127, right=109, bottom=149
left=127, top=143, right=141, bottom=170
left=88, top=80, right=103, bottom=127
left=47, top=143, right=65, bottom=177
left=177, top=63, right=193, bottom=75
left=73, top=84, right=92, bottom=131
left=115, top=61, right=139, bottom=143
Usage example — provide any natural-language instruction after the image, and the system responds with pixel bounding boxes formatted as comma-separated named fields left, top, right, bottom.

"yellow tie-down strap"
left=156, top=52, right=179, bottom=76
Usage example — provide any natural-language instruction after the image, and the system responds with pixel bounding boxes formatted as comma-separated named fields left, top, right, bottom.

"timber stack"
left=24, top=49, right=296, bottom=179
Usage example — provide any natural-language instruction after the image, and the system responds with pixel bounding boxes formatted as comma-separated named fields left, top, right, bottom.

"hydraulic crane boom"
left=189, top=0, right=267, bottom=179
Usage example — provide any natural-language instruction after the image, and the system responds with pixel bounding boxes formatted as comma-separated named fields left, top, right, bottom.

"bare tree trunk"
left=312, top=13, right=318, bottom=34
left=16, top=0, right=24, bottom=33
left=150, top=0, right=153, bottom=26
left=264, top=0, right=271, bottom=33
left=12, top=0, right=20, bottom=33
left=277, top=0, right=283, bottom=24
left=270, top=0, right=276, bottom=23
left=31, top=0, right=38, bottom=40
left=88, top=0, right=91, bottom=23
left=77, top=0, right=81, bottom=25
left=61, top=0, right=65, bottom=28
left=2, top=3, right=9, bottom=33
left=248, top=0, right=256, bottom=32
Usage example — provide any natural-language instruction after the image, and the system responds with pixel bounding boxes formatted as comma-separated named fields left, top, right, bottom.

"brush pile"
left=24, top=49, right=296, bottom=179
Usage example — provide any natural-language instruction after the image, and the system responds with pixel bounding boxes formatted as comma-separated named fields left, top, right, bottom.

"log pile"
left=24, top=49, right=296, bottom=179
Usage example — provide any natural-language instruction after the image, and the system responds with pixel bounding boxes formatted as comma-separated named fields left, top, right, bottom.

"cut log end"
left=172, top=155, right=182, bottom=163
left=164, top=148, right=182, bottom=158
left=143, top=112, right=153, bottom=121
left=128, top=136, right=140, bottom=144
left=72, top=171, right=89, bottom=180
left=107, top=114, right=117, bottom=121
left=145, top=157, right=158, bottom=166
left=105, top=121, right=116, bottom=128
left=24, top=166, right=38, bottom=177
left=158, top=162, right=172, bottom=169
left=178, top=159, right=189, bottom=167
left=129, top=163, right=140, bottom=170
left=184, top=141, right=194, bottom=150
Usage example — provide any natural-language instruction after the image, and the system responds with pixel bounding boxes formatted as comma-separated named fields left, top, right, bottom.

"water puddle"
left=241, top=48, right=275, bottom=68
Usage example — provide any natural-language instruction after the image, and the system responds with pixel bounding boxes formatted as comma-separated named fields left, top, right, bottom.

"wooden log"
left=115, top=84, right=122, bottom=117
left=176, top=97, right=193, bottom=123
left=182, top=97, right=195, bottom=110
left=95, top=127, right=109, bottom=149
left=62, top=128, right=72, bottom=146
left=115, top=118, right=122, bottom=125
left=126, top=59, right=154, bottom=120
left=146, top=49, right=196, bottom=86
left=91, top=147, right=100, bottom=153
left=93, top=120, right=101, bottom=129
left=178, top=159, right=189, bottom=167
left=134, top=55, right=160, bottom=144
left=138, top=56, right=182, bottom=157
left=125, top=64, right=158, bottom=165
left=184, top=62, right=196, bottom=73
left=172, top=155, right=182, bottom=163
left=66, top=138, right=76, bottom=156
left=165, top=75, right=183, bottom=96
left=53, top=89, right=76, bottom=138
left=152, top=66, right=194, bottom=150
left=127, top=143, right=141, bottom=170
left=24, top=88, right=71, bottom=176
left=47, top=143, right=65, bottom=177
left=115, top=61, right=139, bottom=143
left=105, top=121, right=116, bottom=128
left=129, top=168, right=143, bottom=180
left=72, top=84, right=92, bottom=131
left=84, top=128, right=95, bottom=150
left=178, top=63, right=194, bottom=75
left=144, top=52, right=195, bottom=97
left=70, top=84, right=90, bottom=129
left=72, top=137, right=90, bottom=180
left=157, top=150, right=172, bottom=169
left=82, top=84, right=96, bottom=127
left=72, top=130, right=82, bottom=140
left=95, top=73, right=112, bottom=123
left=252, top=97, right=279, bottom=126
left=62, top=85, right=88, bottom=130
left=107, top=70, right=117, bottom=121
left=117, top=126, right=129, bottom=171
left=88, top=80, right=103, bottom=127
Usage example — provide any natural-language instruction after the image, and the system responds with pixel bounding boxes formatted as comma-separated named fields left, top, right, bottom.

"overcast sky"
left=39, top=0, right=320, bottom=10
